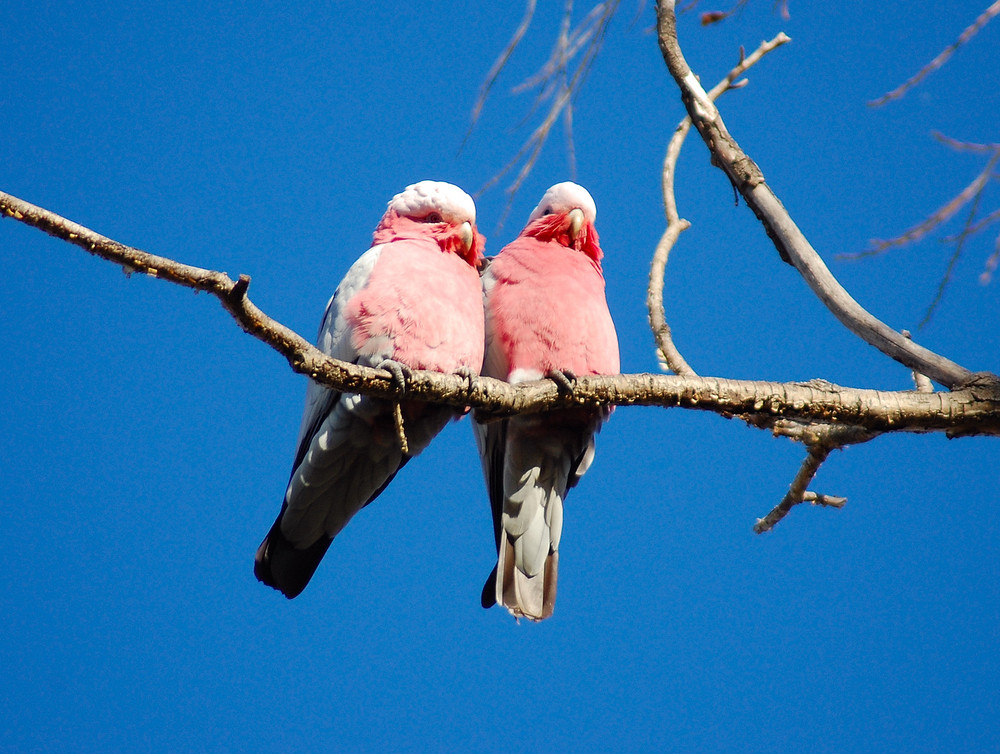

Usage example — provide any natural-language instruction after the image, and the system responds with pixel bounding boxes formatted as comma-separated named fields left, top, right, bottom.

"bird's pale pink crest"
left=372, top=180, right=485, bottom=266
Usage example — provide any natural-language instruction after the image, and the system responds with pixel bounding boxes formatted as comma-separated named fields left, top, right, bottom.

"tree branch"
left=753, top=444, right=843, bottom=534
left=837, top=136, right=1000, bottom=327
left=4, top=190, right=1000, bottom=437
left=903, top=331, right=935, bottom=393
left=648, top=33, right=790, bottom=376
left=648, top=118, right=696, bottom=376
left=474, top=0, right=620, bottom=217
left=653, top=0, right=978, bottom=390
left=868, top=0, right=1000, bottom=107
left=842, top=147, right=1000, bottom=259
left=752, top=422, right=870, bottom=533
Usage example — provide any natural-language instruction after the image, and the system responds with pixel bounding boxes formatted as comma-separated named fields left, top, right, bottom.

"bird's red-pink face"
left=523, top=181, right=602, bottom=265
left=524, top=212, right=601, bottom=263
left=373, top=181, right=485, bottom=267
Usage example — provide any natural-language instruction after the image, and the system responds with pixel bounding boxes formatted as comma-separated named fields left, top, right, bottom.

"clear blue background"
left=2, top=2, right=998, bottom=751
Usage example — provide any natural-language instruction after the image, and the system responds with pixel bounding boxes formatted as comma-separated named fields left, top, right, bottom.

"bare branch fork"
left=838, top=136, right=1000, bottom=326
left=842, top=146, right=1000, bottom=260
left=652, top=0, right=998, bottom=529
left=654, top=0, right=977, bottom=392
left=472, top=0, right=619, bottom=220
left=647, top=32, right=791, bottom=377
left=752, top=423, right=869, bottom=534
left=862, top=2, right=1000, bottom=320
left=645, top=31, right=864, bottom=528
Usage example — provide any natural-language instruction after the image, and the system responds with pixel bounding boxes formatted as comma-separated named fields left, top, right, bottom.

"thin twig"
left=903, top=331, right=935, bottom=393
left=475, top=1, right=619, bottom=218
left=675, top=0, right=790, bottom=21
left=753, top=422, right=869, bottom=533
left=801, top=491, right=847, bottom=508
left=934, top=131, right=1000, bottom=154
left=466, top=0, right=537, bottom=135
left=941, top=207, right=1000, bottom=242
left=843, top=149, right=1000, bottom=260
left=649, top=116, right=696, bottom=375
left=512, top=1, right=603, bottom=94
left=839, top=133, right=1000, bottom=321
left=696, top=0, right=750, bottom=25
left=919, top=178, right=991, bottom=328
left=753, top=444, right=833, bottom=533
left=980, top=236, right=1000, bottom=285
left=647, top=33, right=790, bottom=375
left=558, top=0, right=578, bottom=179
left=869, top=0, right=1000, bottom=107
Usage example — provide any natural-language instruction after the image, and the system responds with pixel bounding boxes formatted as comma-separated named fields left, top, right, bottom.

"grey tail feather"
left=254, top=508, right=332, bottom=599
left=481, top=548, right=559, bottom=620
left=494, top=546, right=559, bottom=621
left=542, top=550, right=558, bottom=619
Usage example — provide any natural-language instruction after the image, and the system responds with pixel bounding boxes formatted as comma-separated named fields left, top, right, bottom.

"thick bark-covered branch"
left=653, top=1, right=978, bottom=390
left=3, top=194, right=1000, bottom=437
left=3, top=189, right=999, bottom=431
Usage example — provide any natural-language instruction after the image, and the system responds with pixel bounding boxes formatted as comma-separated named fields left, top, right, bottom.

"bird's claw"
left=454, top=366, right=479, bottom=398
left=378, top=359, right=413, bottom=396
left=547, top=369, right=577, bottom=395
left=451, top=367, right=480, bottom=416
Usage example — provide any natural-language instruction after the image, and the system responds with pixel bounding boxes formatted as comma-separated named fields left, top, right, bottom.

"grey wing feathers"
left=255, top=393, right=409, bottom=598
left=256, top=247, right=399, bottom=598
left=257, top=390, right=456, bottom=597
left=474, top=417, right=507, bottom=608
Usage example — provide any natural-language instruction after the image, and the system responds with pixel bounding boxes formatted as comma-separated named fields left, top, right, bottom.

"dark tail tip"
left=254, top=516, right=332, bottom=599
left=480, top=565, right=498, bottom=609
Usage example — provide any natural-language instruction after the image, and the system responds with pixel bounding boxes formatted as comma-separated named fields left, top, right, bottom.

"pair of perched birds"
left=254, top=180, right=619, bottom=621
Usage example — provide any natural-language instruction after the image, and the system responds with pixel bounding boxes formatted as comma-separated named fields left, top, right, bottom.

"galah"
left=255, top=180, right=486, bottom=598
left=475, top=182, right=619, bottom=621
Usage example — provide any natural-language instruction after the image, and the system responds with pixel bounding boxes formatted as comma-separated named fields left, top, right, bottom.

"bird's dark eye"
left=542, top=208, right=554, bottom=216
left=422, top=212, right=443, bottom=223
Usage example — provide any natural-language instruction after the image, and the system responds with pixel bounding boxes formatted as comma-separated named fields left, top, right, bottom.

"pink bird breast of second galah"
left=486, top=235, right=620, bottom=381
left=345, top=238, right=486, bottom=373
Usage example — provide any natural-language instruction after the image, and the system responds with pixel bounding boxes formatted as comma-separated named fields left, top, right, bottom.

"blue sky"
left=3, top=1, right=999, bottom=751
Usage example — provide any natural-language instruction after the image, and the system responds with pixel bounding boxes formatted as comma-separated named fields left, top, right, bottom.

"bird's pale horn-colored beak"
left=568, top=208, right=585, bottom=242
left=459, top=221, right=474, bottom=254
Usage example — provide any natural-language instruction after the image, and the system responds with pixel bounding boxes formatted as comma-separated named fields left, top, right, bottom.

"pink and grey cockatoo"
left=475, top=181, right=619, bottom=621
left=255, top=180, right=486, bottom=598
